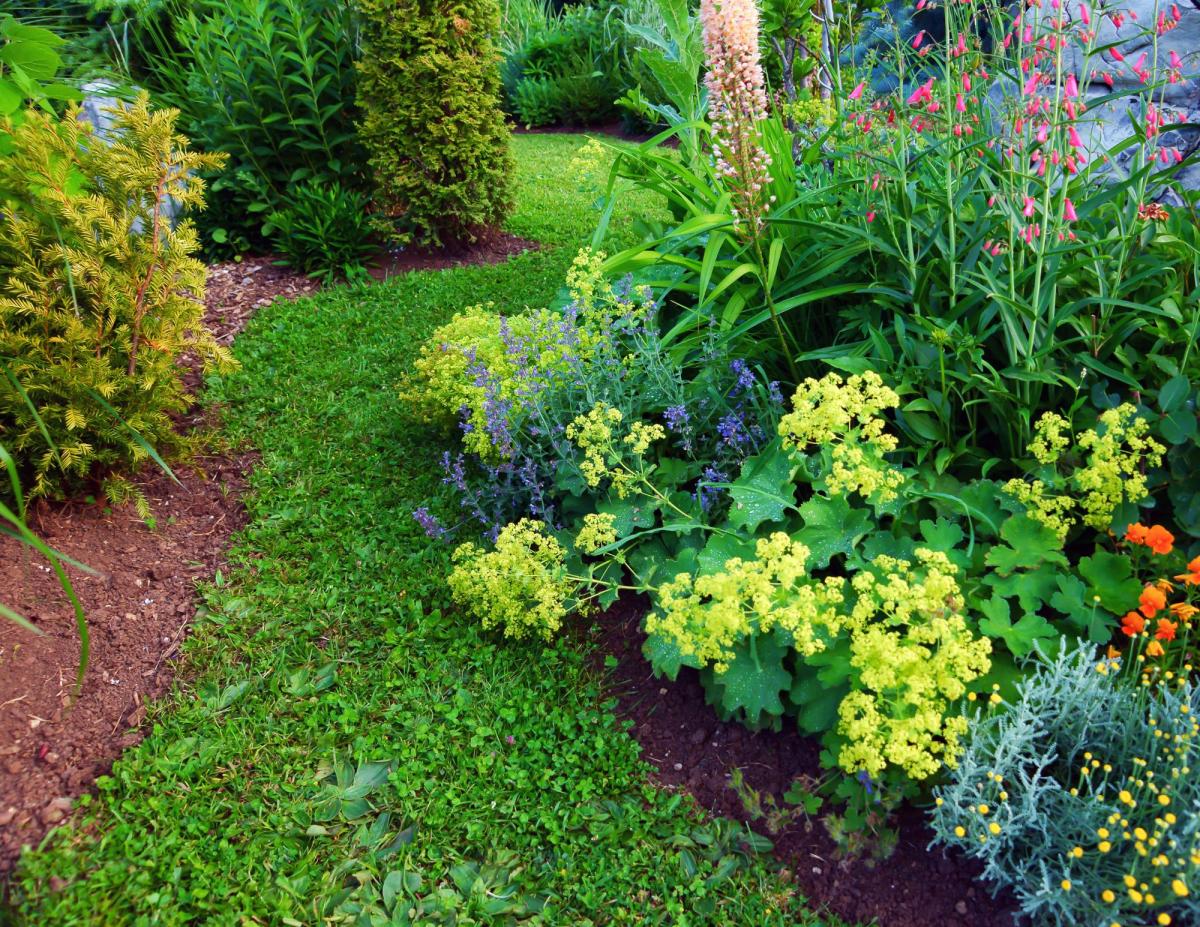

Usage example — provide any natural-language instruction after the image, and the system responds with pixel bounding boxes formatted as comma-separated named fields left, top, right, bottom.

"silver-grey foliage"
left=930, top=641, right=1200, bottom=927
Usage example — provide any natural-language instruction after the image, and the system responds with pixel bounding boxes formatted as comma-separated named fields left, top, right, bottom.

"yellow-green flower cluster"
left=576, top=511, right=618, bottom=553
left=448, top=519, right=575, bottom=640
left=566, top=402, right=626, bottom=489
left=568, top=137, right=608, bottom=188
left=565, top=402, right=664, bottom=498
left=401, top=302, right=514, bottom=434
left=648, top=541, right=989, bottom=781
left=1076, top=404, right=1165, bottom=530
left=1002, top=478, right=1077, bottom=541
left=1005, top=406, right=1166, bottom=539
left=778, top=371, right=904, bottom=502
left=565, top=246, right=610, bottom=312
left=645, top=533, right=847, bottom=671
left=837, top=551, right=992, bottom=780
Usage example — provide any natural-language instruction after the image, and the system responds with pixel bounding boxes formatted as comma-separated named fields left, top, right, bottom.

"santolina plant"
left=931, top=643, right=1200, bottom=927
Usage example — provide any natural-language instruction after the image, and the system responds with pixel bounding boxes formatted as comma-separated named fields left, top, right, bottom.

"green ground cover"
left=6, top=135, right=837, bottom=927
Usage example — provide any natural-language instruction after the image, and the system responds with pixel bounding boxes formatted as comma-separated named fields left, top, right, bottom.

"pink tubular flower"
left=1170, top=50, right=1183, bottom=69
left=1068, top=125, right=1083, bottom=148
left=1063, top=198, right=1077, bottom=221
left=912, top=30, right=926, bottom=49
left=700, top=0, right=772, bottom=231
left=955, top=93, right=967, bottom=113
left=1023, top=196, right=1037, bottom=217
left=1064, top=73, right=1079, bottom=99
left=906, top=77, right=935, bottom=106
left=1080, top=1, right=1091, bottom=24
left=849, top=81, right=865, bottom=101
left=1110, top=46, right=1125, bottom=63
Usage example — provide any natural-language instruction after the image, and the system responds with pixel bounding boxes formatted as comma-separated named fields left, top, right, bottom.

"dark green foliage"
left=504, top=3, right=625, bottom=127
left=268, top=181, right=377, bottom=284
left=356, top=0, right=514, bottom=247
left=160, top=0, right=363, bottom=256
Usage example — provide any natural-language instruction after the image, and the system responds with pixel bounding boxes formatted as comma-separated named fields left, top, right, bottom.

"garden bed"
left=597, top=595, right=1019, bottom=927
left=367, top=232, right=539, bottom=281
left=0, top=257, right=313, bottom=873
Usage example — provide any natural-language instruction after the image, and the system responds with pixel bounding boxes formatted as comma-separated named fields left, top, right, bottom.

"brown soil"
left=0, top=255, right=313, bottom=874
left=596, top=595, right=1023, bottom=927
left=368, top=232, right=538, bottom=281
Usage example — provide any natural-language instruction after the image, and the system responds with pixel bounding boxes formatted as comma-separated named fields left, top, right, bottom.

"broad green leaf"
left=977, top=596, right=1057, bottom=658
left=1077, top=550, right=1141, bottom=614
left=796, top=494, right=871, bottom=569
left=643, top=627, right=696, bottom=679
left=985, top=568, right=1057, bottom=614
left=1048, top=573, right=1112, bottom=642
left=697, top=532, right=756, bottom=574
left=789, top=670, right=847, bottom=735
left=708, top=633, right=791, bottom=726
left=984, top=515, right=1067, bottom=574
left=726, top=442, right=795, bottom=532
left=1157, top=375, right=1191, bottom=413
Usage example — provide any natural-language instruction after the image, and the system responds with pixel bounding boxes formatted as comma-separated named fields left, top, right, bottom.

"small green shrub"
left=268, top=180, right=376, bottom=284
left=0, top=96, right=233, bottom=496
left=356, top=0, right=514, bottom=247
left=930, top=643, right=1200, bottom=927
left=505, top=4, right=624, bottom=128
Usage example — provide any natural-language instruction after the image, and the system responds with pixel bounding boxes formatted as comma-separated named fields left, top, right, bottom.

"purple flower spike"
left=413, top=506, right=447, bottom=540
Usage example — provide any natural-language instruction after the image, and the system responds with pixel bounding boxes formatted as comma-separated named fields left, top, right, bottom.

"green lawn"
left=7, top=135, right=836, bottom=926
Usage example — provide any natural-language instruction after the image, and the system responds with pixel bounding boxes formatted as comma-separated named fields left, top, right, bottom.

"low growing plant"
left=268, top=180, right=376, bottom=284
left=930, top=642, right=1200, bottom=927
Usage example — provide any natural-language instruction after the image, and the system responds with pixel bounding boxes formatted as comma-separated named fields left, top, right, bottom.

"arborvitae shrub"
left=0, top=96, right=234, bottom=498
left=356, top=0, right=515, bottom=248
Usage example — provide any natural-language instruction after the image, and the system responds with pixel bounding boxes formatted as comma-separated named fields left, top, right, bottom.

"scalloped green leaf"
left=796, top=494, right=871, bottom=569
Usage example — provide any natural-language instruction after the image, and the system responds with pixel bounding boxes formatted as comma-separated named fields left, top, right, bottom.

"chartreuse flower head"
left=645, top=533, right=847, bottom=671
left=836, top=550, right=991, bottom=781
left=575, top=512, right=618, bottom=554
left=1005, top=406, right=1165, bottom=540
left=449, top=519, right=576, bottom=640
left=778, top=371, right=904, bottom=502
left=565, top=402, right=665, bottom=498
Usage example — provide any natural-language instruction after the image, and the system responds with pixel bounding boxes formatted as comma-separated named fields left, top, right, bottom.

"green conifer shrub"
left=355, top=0, right=515, bottom=247
left=0, top=95, right=234, bottom=497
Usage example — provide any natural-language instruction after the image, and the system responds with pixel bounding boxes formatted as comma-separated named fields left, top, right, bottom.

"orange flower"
left=1146, top=640, right=1166, bottom=658
left=1122, top=611, right=1146, bottom=636
left=1175, top=556, right=1200, bottom=586
left=1106, top=645, right=1123, bottom=660
left=1155, top=619, right=1178, bottom=641
left=1144, top=525, right=1175, bottom=555
left=1139, top=585, right=1167, bottom=618
left=1125, top=523, right=1149, bottom=544
left=1170, top=602, right=1198, bottom=621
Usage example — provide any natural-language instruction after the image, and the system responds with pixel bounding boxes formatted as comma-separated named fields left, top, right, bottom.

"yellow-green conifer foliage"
left=355, top=0, right=515, bottom=247
left=0, top=96, right=234, bottom=497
